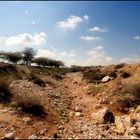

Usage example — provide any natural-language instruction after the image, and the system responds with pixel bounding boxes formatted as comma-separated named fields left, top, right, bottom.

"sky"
left=0, top=1, right=140, bottom=66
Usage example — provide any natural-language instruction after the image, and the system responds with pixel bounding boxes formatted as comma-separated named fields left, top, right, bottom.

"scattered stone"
left=75, top=112, right=83, bottom=117
left=75, top=106, right=83, bottom=112
left=39, top=128, right=47, bottom=135
left=135, top=105, right=140, bottom=113
left=5, top=132, right=15, bottom=139
left=23, top=117, right=32, bottom=124
left=99, top=98, right=108, bottom=104
left=115, top=117, right=124, bottom=134
left=101, top=76, right=110, bottom=83
left=58, top=125, right=64, bottom=130
left=28, top=135, right=38, bottom=139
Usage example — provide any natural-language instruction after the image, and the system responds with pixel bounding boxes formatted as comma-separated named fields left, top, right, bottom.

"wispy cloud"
left=89, top=26, right=108, bottom=32
left=57, top=15, right=89, bottom=30
left=81, top=35, right=101, bottom=41
left=36, top=49, right=56, bottom=58
left=134, top=35, right=140, bottom=40
left=60, top=50, right=75, bottom=57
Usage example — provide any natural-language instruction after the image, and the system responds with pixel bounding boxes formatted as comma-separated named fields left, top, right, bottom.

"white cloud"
left=58, top=15, right=88, bottom=30
left=0, top=32, right=47, bottom=48
left=89, top=26, right=108, bottom=32
left=81, top=35, right=101, bottom=41
left=85, top=46, right=114, bottom=65
left=134, top=35, right=140, bottom=40
left=119, top=56, right=140, bottom=64
left=32, top=21, right=36, bottom=25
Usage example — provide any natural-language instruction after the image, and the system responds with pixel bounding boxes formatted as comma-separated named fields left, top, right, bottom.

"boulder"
left=101, top=76, right=110, bottom=83
left=5, top=132, right=15, bottom=139
left=91, top=108, right=114, bottom=124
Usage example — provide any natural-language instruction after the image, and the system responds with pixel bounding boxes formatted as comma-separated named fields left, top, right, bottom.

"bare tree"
left=22, top=47, right=36, bottom=66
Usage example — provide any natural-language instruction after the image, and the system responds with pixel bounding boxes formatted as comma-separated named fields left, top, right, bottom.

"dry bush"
left=83, top=68, right=105, bottom=83
left=109, top=71, right=117, bottom=79
left=120, top=71, right=131, bottom=78
left=0, top=78, right=13, bottom=103
left=12, top=73, right=23, bottom=80
left=14, top=93, right=46, bottom=116
left=28, top=71, right=46, bottom=87
left=114, top=83, right=140, bottom=112
left=52, top=74, right=64, bottom=80
left=0, top=63, right=17, bottom=73
left=115, top=63, right=126, bottom=69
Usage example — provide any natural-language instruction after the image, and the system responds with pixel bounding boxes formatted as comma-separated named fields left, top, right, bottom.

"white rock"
left=5, top=132, right=15, bottom=139
left=101, top=76, right=110, bottom=83
left=23, top=117, right=31, bottom=123
left=28, top=135, right=38, bottom=139
left=75, top=112, right=83, bottom=117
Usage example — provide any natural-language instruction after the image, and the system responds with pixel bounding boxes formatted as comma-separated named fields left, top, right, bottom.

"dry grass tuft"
left=14, top=93, right=46, bottom=117
left=28, top=71, right=46, bottom=87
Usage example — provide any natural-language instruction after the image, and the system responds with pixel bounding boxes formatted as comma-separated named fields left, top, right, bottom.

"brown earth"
left=1, top=63, right=140, bottom=139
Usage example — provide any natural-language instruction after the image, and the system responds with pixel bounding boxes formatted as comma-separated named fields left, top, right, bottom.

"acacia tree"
left=0, top=51, right=7, bottom=63
left=5, top=52, right=22, bottom=66
left=33, top=57, right=49, bottom=67
left=22, top=47, right=36, bottom=66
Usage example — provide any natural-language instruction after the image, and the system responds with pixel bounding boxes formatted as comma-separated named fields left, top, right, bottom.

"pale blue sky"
left=0, top=1, right=140, bottom=66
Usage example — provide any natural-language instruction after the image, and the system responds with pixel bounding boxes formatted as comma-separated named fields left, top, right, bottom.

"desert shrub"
left=12, top=73, right=23, bottom=80
left=116, top=98, right=135, bottom=112
left=14, top=93, right=46, bottom=116
left=109, top=71, right=117, bottom=79
left=28, top=71, right=45, bottom=87
left=83, top=68, right=105, bottom=83
left=0, top=78, right=12, bottom=102
left=115, top=83, right=140, bottom=112
left=115, top=63, right=126, bottom=69
left=120, top=71, right=131, bottom=78
left=0, top=63, right=17, bottom=73
left=52, top=74, right=63, bottom=80
left=121, top=83, right=140, bottom=98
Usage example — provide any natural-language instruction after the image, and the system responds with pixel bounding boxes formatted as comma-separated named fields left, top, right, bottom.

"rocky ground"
left=1, top=64, right=140, bottom=139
